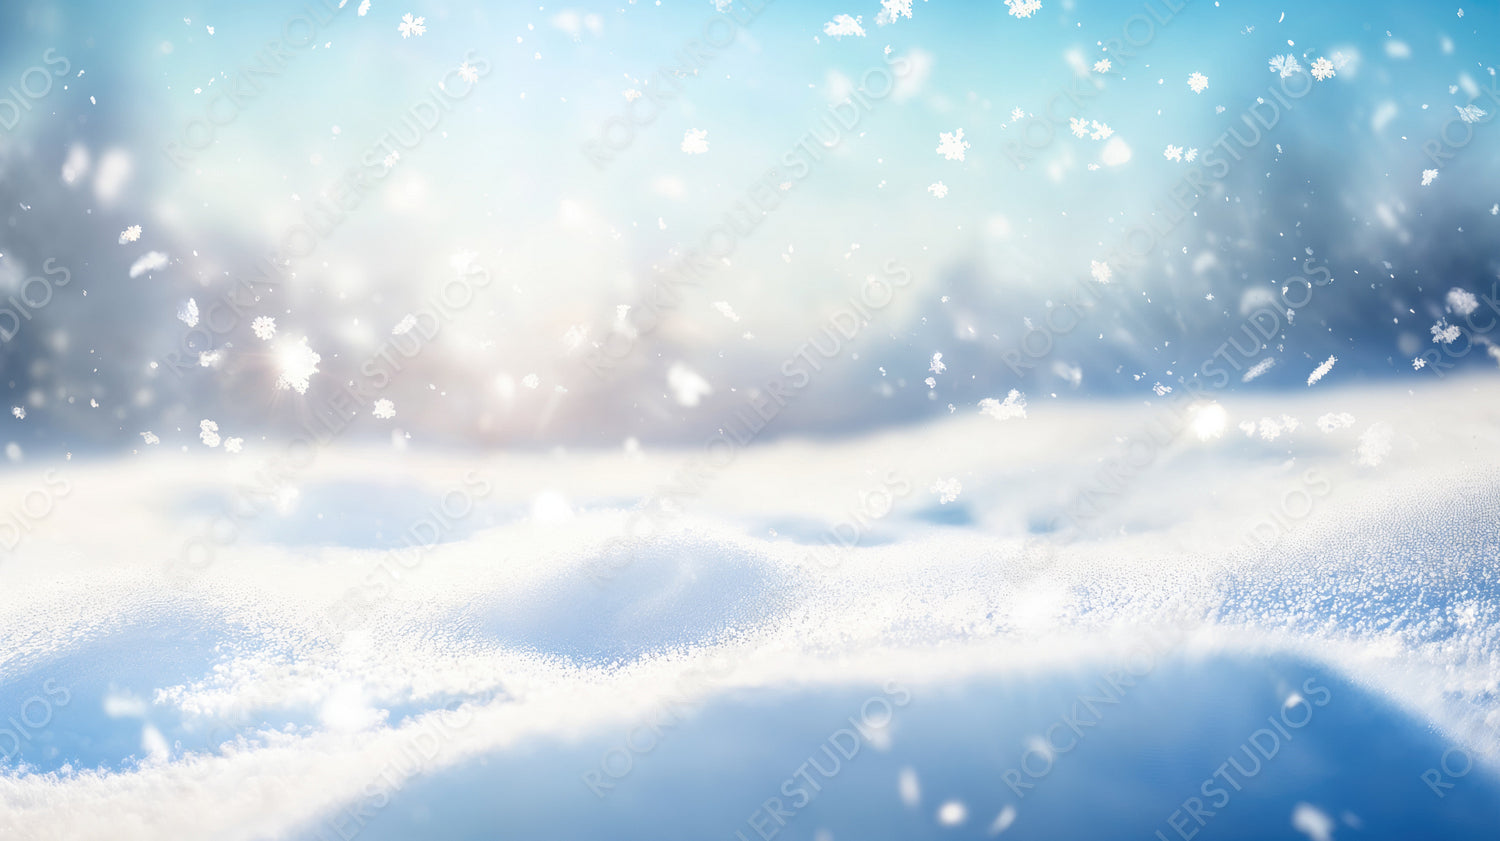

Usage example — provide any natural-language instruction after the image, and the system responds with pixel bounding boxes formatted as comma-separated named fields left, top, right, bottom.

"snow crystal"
left=1291, top=803, right=1335, bottom=841
left=1004, top=0, right=1042, bottom=19
left=1447, top=287, right=1479, bottom=315
left=1356, top=423, right=1394, bottom=466
left=1306, top=355, right=1337, bottom=386
left=681, top=128, right=709, bottom=155
left=1456, top=104, right=1487, bottom=124
left=274, top=338, right=321, bottom=395
left=936, top=129, right=970, bottom=161
left=875, top=0, right=912, bottom=26
left=822, top=14, right=865, bottom=39
left=199, top=419, right=221, bottom=448
left=1241, top=357, right=1276, bottom=382
left=667, top=363, right=713, bottom=407
left=177, top=298, right=199, bottom=328
left=978, top=390, right=1027, bottom=421
left=937, top=801, right=967, bottom=827
left=372, top=399, right=396, bottom=419
left=398, top=12, right=426, bottom=38
left=1269, top=54, right=1302, bottom=77
left=1315, top=412, right=1356, bottom=432
left=251, top=316, right=277, bottom=341
left=128, top=251, right=169, bottom=278
left=1431, top=320, right=1461, bottom=344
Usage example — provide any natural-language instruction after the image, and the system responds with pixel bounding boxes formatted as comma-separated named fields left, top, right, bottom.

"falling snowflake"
left=1004, top=0, right=1042, bottom=19
left=687, top=303, right=727, bottom=328
left=128, top=251, right=170, bottom=279
left=275, top=338, right=321, bottom=395
left=823, top=14, right=865, bottom=38
left=1164, top=144, right=1183, bottom=162
left=1431, top=319, right=1461, bottom=344
left=177, top=298, right=199, bottom=327
left=251, top=316, right=277, bottom=341
left=1310, top=57, right=1336, bottom=81
left=199, top=419, right=222, bottom=448
left=1009, top=106, right=1025, bottom=122
left=1456, top=104, right=1487, bottom=124
left=876, top=0, right=912, bottom=25
left=358, top=0, right=371, bottom=15
left=1316, top=412, right=1356, bottom=432
left=930, top=477, right=963, bottom=504
left=1184, top=147, right=1199, bottom=162
left=1256, top=415, right=1299, bottom=441
left=1069, top=117, right=1089, bottom=138
left=1269, top=54, right=1302, bottom=77
left=522, top=373, right=541, bottom=389
left=1093, top=58, right=1111, bottom=74
left=224, top=437, right=243, bottom=453
left=199, top=350, right=222, bottom=368
left=383, top=150, right=401, bottom=170
left=978, top=389, right=1027, bottom=420
left=118, top=225, right=142, bottom=244
left=1421, top=169, right=1439, bottom=186
left=927, top=181, right=949, bottom=198
left=666, top=363, right=711, bottom=406
left=1090, top=260, right=1112, bottom=283
left=1306, top=355, right=1337, bottom=386
left=1356, top=423, right=1394, bottom=467
left=929, top=353, right=946, bottom=375
left=398, top=12, right=426, bottom=38
left=392, top=314, right=418, bottom=335
left=140, top=431, right=159, bottom=445
left=681, top=128, right=709, bottom=154
left=1412, top=356, right=1427, bottom=370
left=936, top=128, right=970, bottom=161
left=1447, top=287, right=1478, bottom=315
left=11, top=407, right=24, bottom=420
left=372, top=398, right=396, bottom=419
left=1241, top=357, right=1275, bottom=382
left=1187, top=72, right=1208, bottom=93
left=1089, top=121, right=1114, bottom=140
left=458, top=61, right=480, bottom=84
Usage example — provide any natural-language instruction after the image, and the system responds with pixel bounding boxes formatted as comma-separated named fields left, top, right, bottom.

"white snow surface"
left=0, top=378, right=1497, bottom=838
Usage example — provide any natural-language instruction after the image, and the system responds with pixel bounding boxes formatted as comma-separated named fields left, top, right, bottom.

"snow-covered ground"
left=1, top=377, right=1498, bottom=839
